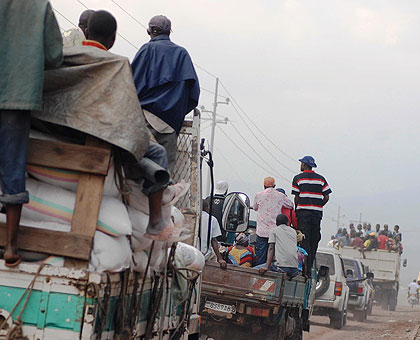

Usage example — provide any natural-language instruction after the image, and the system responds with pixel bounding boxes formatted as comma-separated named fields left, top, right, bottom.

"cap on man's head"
left=215, top=180, right=229, bottom=195
left=299, top=155, right=317, bottom=168
left=148, top=15, right=171, bottom=35
left=264, top=177, right=275, bottom=187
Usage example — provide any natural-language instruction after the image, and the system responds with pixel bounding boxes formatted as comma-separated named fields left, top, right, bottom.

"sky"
left=53, top=0, right=420, bottom=290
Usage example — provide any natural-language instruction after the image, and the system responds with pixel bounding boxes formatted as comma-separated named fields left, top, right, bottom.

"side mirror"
left=403, top=259, right=407, bottom=267
left=221, top=192, right=250, bottom=233
left=346, top=269, right=354, bottom=278
left=366, top=272, right=374, bottom=279
left=318, top=265, right=329, bottom=278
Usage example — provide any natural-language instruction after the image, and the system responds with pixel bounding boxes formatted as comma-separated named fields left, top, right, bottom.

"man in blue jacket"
left=132, top=15, right=200, bottom=173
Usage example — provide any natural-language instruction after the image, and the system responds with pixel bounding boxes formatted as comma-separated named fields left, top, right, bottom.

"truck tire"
left=329, top=308, right=345, bottom=329
left=285, top=316, right=302, bottom=340
left=315, top=275, right=330, bottom=298
left=389, top=290, right=397, bottom=311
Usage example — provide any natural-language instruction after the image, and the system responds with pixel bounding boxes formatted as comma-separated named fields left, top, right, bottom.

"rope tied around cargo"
left=0, top=263, right=46, bottom=340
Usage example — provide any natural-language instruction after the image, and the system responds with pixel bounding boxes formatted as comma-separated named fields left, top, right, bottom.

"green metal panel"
left=0, top=285, right=89, bottom=332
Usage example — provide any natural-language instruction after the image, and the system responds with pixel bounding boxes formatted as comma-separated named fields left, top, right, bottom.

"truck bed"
left=201, top=262, right=307, bottom=308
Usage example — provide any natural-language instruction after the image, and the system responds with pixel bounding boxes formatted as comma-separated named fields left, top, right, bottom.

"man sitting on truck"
left=258, top=214, right=299, bottom=277
left=0, top=0, right=63, bottom=267
left=224, top=233, right=257, bottom=267
left=79, top=10, right=181, bottom=241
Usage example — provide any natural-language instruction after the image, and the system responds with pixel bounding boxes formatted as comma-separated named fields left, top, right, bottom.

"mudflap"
left=301, top=308, right=310, bottom=332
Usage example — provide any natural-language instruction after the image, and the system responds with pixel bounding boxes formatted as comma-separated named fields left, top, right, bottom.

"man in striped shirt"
left=292, top=156, right=331, bottom=276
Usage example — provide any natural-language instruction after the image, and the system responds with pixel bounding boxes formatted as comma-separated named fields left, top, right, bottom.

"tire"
left=315, top=275, right=330, bottom=298
left=389, top=290, right=397, bottom=312
left=285, top=316, right=303, bottom=340
left=329, top=308, right=344, bottom=329
left=354, top=310, right=365, bottom=322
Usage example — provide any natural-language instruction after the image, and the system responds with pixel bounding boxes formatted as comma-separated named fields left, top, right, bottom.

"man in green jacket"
left=0, top=0, right=63, bottom=266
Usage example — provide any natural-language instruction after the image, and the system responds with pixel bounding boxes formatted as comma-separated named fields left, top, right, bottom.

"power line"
left=218, top=126, right=290, bottom=186
left=75, top=0, right=139, bottom=50
left=228, top=98, right=296, bottom=174
left=228, top=121, right=291, bottom=182
left=200, top=87, right=228, bottom=99
left=219, top=80, right=298, bottom=163
left=110, top=0, right=147, bottom=29
left=214, top=145, right=253, bottom=193
left=53, top=8, right=77, bottom=28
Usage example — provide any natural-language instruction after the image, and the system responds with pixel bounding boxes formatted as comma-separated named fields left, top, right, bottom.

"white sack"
left=175, top=242, right=205, bottom=271
left=89, top=231, right=132, bottom=273
left=23, top=178, right=132, bottom=237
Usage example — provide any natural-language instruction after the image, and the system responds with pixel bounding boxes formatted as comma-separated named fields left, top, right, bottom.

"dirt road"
left=305, top=306, right=420, bottom=340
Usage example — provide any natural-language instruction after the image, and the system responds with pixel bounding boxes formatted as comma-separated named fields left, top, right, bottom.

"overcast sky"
left=54, top=0, right=420, bottom=289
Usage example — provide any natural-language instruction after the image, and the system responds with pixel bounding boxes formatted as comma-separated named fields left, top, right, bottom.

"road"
left=305, top=306, right=420, bottom=340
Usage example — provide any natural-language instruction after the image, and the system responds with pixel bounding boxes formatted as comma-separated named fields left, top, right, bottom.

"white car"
left=313, top=247, right=350, bottom=329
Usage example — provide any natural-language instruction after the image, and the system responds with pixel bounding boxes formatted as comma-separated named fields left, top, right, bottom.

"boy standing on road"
left=0, top=0, right=63, bottom=266
left=292, top=156, right=331, bottom=277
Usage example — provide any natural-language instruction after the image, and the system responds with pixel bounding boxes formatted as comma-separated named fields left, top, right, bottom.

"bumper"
left=314, top=297, right=342, bottom=310
left=348, top=294, right=365, bottom=310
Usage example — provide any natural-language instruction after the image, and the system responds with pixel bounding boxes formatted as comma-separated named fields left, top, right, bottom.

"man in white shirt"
left=408, top=280, right=419, bottom=301
left=258, top=214, right=299, bottom=277
left=201, top=198, right=226, bottom=268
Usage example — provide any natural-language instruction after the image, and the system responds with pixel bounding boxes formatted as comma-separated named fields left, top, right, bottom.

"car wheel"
left=329, top=308, right=344, bottom=329
left=354, top=310, right=364, bottom=322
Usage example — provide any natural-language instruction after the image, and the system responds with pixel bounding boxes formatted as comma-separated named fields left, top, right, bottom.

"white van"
left=313, top=247, right=350, bottom=329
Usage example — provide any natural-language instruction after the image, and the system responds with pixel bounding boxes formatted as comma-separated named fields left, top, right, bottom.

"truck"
left=339, top=246, right=403, bottom=311
left=0, top=110, right=202, bottom=340
left=198, top=193, right=324, bottom=340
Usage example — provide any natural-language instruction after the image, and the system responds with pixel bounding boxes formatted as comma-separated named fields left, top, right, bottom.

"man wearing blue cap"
left=292, top=156, right=331, bottom=277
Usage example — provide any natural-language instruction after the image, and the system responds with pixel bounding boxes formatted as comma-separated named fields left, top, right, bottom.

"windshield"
left=316, top=252, right=335, bottom=275
left=343, top=258, right=359, bottom=277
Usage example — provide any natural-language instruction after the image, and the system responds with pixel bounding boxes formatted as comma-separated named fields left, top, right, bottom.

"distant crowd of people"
left=328, top=223, right=403, bottom=254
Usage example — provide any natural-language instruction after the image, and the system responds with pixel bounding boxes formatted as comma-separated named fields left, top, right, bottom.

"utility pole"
left=332, top=205, right=345, bottom=230
left=200, top=77, right=230, bottom=197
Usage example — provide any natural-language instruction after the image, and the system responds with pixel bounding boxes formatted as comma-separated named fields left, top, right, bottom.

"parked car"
left=342, top=257, right=374, bottom=322
left=313, top=247, right=350, bottom=329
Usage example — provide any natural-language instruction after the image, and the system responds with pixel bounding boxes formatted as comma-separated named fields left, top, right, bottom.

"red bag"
left=281, top=207, right=298, bottom=229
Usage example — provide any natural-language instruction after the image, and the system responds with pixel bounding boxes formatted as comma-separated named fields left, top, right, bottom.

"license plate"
left=205, top=301, right=236, bottom=314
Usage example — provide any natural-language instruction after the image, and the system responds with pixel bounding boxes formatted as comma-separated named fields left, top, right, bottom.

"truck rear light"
left=334, top=282, right=343, bottom=296
left=246, top=306, right=270, bottom=317
left=357, top=283, right=364, bottom=294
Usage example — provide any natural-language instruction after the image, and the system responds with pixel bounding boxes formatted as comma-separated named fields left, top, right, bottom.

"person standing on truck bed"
left=81, top=10, right=183, bottom=241
left=62, top=9, right=95, bottom=48
left=206, top=180, right=230, bottom=242
left=0, top=0, right=63, bottom=267
left=292, top=156, right=331, bottom=277
left=253, top=177, right=293, bottom=265
left=258, top=214, right=299, bottom=277
left=131, top=15, right=200, bottom=174
left=201, top=198, right=227, bottom=268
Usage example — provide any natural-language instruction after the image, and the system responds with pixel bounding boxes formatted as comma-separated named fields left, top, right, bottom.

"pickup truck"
left=199, top=193, right=321, bottom=340
left=339, top=246, right=404, bottom=311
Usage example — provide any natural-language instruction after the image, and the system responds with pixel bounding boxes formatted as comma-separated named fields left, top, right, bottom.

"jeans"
left=141, top=142, right=170, bottom=195
left=0, top=110, right=30, bottom=204
left=254, top=263, right=299, bottom=277
left=256, top=235, right=269, bottom=266
left=297, top=214, right=321, bottom=276
left=147, top=124, right=177, bottom=174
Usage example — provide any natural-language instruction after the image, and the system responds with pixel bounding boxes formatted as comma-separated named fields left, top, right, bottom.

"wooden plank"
left=0, top=223, right=91, bottom=260
left=65, top=137, right=110, bottom=269
left=27, top=138, right=111, bottom=175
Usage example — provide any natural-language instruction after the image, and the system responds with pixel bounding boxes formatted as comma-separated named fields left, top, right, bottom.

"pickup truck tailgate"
left=201, top=262, right=285, bottom=306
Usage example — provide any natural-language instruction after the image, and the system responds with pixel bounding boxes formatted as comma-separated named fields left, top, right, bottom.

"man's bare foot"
left=4, top=248, right=22, bottom=267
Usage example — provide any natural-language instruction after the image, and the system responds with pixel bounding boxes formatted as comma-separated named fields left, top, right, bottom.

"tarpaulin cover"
left=33, top=46, right=149, bottom=160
